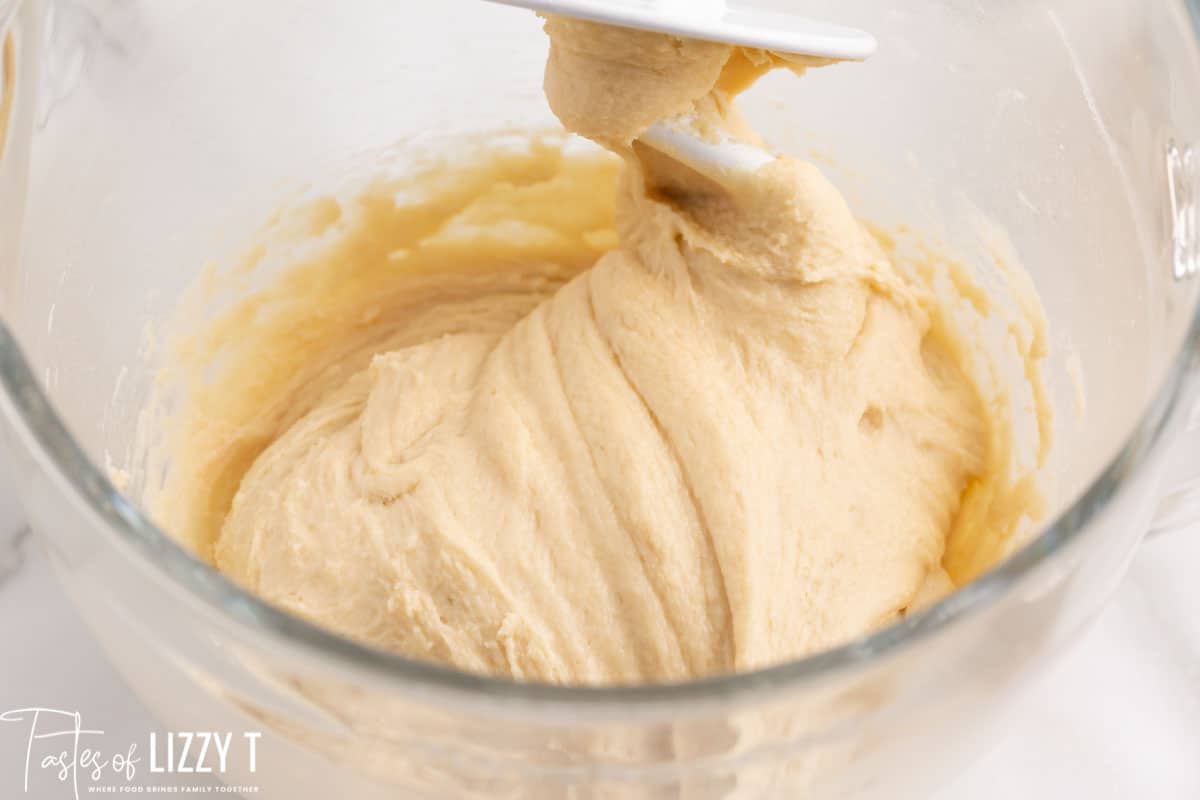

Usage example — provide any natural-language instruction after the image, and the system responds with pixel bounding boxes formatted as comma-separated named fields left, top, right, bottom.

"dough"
left=198, top=18, right=1048, bottom=684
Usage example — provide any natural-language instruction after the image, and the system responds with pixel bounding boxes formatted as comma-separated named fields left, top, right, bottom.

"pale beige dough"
left=192, top=18, right=1049, bottom=684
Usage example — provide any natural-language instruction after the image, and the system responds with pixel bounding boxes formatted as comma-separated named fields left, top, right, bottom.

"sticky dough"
left=184, top=16, right=1049, bottom=684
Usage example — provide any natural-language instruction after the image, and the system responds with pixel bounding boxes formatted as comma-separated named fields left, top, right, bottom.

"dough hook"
left=484, top=0, right=877, bottom=186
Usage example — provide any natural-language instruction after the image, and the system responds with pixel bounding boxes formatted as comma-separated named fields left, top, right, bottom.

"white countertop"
left=1, top=448, right=1198, bottom=798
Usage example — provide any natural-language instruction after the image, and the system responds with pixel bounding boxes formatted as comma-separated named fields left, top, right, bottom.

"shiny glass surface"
left=0, top=1, right=1198, bottom=796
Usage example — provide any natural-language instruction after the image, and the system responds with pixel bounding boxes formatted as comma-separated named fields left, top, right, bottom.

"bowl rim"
left=1, top=2, right=1199, bottom=717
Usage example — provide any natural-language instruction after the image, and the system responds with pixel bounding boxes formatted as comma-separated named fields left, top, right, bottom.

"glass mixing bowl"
left=1, top=0, right=1199, bottom=797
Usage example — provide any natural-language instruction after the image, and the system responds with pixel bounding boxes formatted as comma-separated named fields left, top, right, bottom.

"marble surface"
left=0, top=448, right=1198, bottom=798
